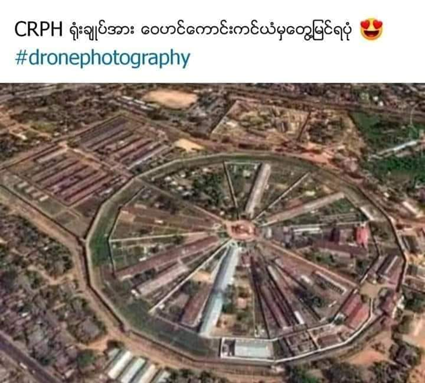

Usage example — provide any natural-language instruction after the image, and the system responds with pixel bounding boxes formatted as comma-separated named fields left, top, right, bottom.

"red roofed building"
left=339, top=292, right=369, bottom=330
left=355, top=225, right=369, bottom=248
left=345, top=303, right=369, bottom=330
left=116, top=235, right=220, bottom=280
left=341, top=293, right=363, bottom=317
left=180, top=284, right=211, bottom=328
left=314, top=240, right=367, bottom=258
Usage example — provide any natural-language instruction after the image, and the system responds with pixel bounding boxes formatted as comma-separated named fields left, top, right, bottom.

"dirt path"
left=347, top=349, right=388, bottom=366
left=26, top=265, right=73, bottom=286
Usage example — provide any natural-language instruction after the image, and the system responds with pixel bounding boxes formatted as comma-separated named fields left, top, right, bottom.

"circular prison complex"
left=88, top=153, right=403, bottom=364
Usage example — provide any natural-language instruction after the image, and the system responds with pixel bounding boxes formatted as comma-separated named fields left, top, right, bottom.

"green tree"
left=107, top=339, right=125, bottom=350
left=396, top=315, right=413, bottom=335
left=287, top=366, right=321, bottom=383
left=404, top=291, right=425, bottom=313
left=369, top=361, right=408, bottom=383
left=173, top=235, right=185, bottom=246
left=323, top=362, right=365, bottom=383
left=0, top=268, right=18, bottom=292
left=76, top=349, right=96, bottom=370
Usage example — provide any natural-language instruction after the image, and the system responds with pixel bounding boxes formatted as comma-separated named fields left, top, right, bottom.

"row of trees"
left=286, top=360, right=409, bottom=383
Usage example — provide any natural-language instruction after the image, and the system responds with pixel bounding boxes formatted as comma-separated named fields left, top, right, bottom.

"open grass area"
left=103, top=284, right=215, bottom=357
left=123, top=301, right=215, bottom=356
left=89, top=180, right=143, bottom=266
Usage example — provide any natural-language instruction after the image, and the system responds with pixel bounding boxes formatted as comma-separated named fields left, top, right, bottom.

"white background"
left=0, top=0, right=424, bottom=82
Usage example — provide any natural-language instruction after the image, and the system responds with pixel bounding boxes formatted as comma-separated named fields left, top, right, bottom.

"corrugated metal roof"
left=119, top=357, right=146, bottom=383
left=106, top=350, right=133, bottom=380
left=215, top=245, right=240, bottom=292
left=199, top=244, right=240, bottom=337
left=199, top=293, right=224, bottom=336
left=234, top=340, right=273, bottom=359
left=131, top=363, right=158, bottom=383
left=152, top=370, right=171, bottom=383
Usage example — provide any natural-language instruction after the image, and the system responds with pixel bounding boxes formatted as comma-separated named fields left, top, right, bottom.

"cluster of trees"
left=395, top=314, right=414, bottom=335
left=41, top=241, right=74, bottom=278
left=322, top=362, right=365, bottom=383
left=293, top=287, right=325, bottom=309
left=180, top=280, right=200, bottom=296
left=404, top=290, right=425, bottom=314
left=165, top=369, right=228, bottom=383
left=0, top=267, right=18, bottom=292
left=370, top=361, right=409, bottom=383
left=366, top=153, right=425, bottom=186
left=286, top=367, right=321, bottom=383
left=286, top=360, right=412, bottom=383
left=193, top=172, right=225, bottom=208
left=286, top=363, right=365, bottom=383
left=76, top=349, right=97, bottom=370
left=308, top=118, right=345, bottom=146
left=352, top=112, right=425, bottom=153
left=4, top=215, right=74, bottom=278
left=8, top=86, right=120, bottom=135
left=0, top=132, right=43, bottom=161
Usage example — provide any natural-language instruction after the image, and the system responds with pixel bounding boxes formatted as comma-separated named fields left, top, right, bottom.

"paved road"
left=0, top=333, right=61, bottom=383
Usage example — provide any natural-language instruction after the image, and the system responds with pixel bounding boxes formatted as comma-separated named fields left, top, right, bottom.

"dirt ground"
left=346, top=330, right=393, bottom=367
left=143, top=89, right=198, bottom=109
left=410, top=359, right=425, bottom=383
left=347, top=348, right=388, bottom=366
left=411, top=316, right=425, bottom=342
left=213, top=313, right=237, bottom=337
left=174, top=138, right=205, bottom=152
left=360, top=281, right=384, bottom=299
left=120, top=210, right=135, bottom=223
left=191, top=270, right=213, bottom=283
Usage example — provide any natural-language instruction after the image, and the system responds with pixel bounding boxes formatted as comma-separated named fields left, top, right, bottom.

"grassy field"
left=123, top=301, right=215, bottom=356
left=102, top=283, right=216, bottom=357
left=89, top=180, right=144, bottom=266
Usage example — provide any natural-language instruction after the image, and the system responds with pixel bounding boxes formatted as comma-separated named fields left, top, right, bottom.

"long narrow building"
left=130, top=362, right=158, bottom=383
left=105, top=350, right=133, bottom=380
left=180, top=284, right=211, bottom=328
left=265, top=192, right=345, bottom=226
left=116, top=236, right=220, bottom=280
left=118, top=357, right=146, bottom=383
left=136, top=263, right=188, bottom=297
left=245, top=163, right=272, bottom=218
left=199, top=245, right=240, bottom=337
